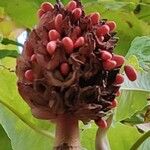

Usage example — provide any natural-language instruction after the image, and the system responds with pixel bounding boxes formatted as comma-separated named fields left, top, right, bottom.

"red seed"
left=30, top=54, right=36, bottom=62
left=37, top=9, right=45, bottom=18
left=115, top=74, right=124, bottom=84
left=74, top=37, right=85, bottom=48
left=41, top=2, right=54, bottom=12
left=49, top=29, right=60, bottom=41
left=62, top=37, right=74, bottom=54
left=60, top=63, right=70, bottom=76
left=96, top=25, right=110, bottom=37
left=124, top=65, right=137, bottom=81
left=90, top=12, right=100, bottom=25
left=100, top=50, right=112, bottom=61
left=55, top=14, right=63, bottom=32
left=113, top=54, right=125, bottom=67
left=47, top=41, right=56, bottom=55
left=95, top=118, right=107, bottom=129
left=103, top=60, right=116, bottom=70
left=36, top=54, right=47, bottom=67
left=106, top=21, right=116, bottom=31
left=111, top=99, right=118, bottom=108
left=99, top=36, right=104, bottom=41
left=66, top=0, right=77, bottom=11
left=72, top=8, right=82, bottom=19
left=25, top=70, right=34, bottom=81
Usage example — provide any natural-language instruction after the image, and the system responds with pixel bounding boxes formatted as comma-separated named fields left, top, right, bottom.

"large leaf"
left=81, top=122, right=142, bottom=150
left=0, top=67, right=55, bottom=150
left=115, top=36, right=150, bottom=122
left=108, top=123, right=141, bottom=150
left=126, top=36, right=150, bottom=71
left=0, top=125, right=12, bottom=150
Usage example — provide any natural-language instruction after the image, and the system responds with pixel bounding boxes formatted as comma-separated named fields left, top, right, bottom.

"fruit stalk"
left=54, top=115, right=80, bottom=150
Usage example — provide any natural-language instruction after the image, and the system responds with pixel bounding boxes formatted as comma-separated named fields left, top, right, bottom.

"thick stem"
left=53, top=115, right=80, bottom=150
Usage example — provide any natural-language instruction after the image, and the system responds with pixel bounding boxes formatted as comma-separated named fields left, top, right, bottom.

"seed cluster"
left=16, top=0, right=137, bottom=126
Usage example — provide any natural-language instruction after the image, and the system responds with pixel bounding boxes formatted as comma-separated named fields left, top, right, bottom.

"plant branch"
left=130, top=130, right=150, bottom=150
left=95, top=115, right=113, bottom=150
left=54, top=115, right=80, bottom=150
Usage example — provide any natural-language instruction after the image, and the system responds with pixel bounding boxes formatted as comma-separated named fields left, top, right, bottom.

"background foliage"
left=0, top=0, right=150, bottom=150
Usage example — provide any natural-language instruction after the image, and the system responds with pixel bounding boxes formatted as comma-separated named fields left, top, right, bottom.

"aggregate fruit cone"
left=16, top=0, right=137, bottom=126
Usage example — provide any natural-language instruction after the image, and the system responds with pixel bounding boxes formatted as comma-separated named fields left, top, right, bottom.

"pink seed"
left=55, top=14, right=63, bottom=32
left=111, top=99, right=118, bottom=108
left=96, top=25, right=110, bottom=37
left=49, top=29, right=60, bottom=41
left=100, top=50, right=112, bottom=60
left=95, top=118, right=107, bottom=129
left=30, top=54, right=36, bottom=62
left=41, top=2, right=54, bottom=12
left=124, top=65, right=137, bottom=81
left=106, top=21, right=116, bottom=31
left=113, top=54, right=125, bottom=67
left=99, top=36, right=104, bottom=41
left=60, top=63, right=70, bottom=76
left=90, top=12, right=100, bottom=25
left=66, top=0, right=77, bottom=11
left=47, top=41, right=56, bottom=55
left=115, top=74, right=124, bottom=84
left=37, top=9, right=45, bottom=18
left=62, top=37, right=74, bottom=54
left=25, top=70, right=34, bottom=81
left=72, top=8, right=82, bottom=19
left=74, top=37, right=85, bottom=48
left=103, top=60, right=116, bottom=70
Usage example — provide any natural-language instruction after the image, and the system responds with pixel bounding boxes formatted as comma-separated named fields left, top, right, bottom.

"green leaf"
left=108, top=123, right=141, bottom=150
left=0, top=0, right=39, bottom=28
left=138, top=137, right=150, bottom=150
left=0, top=125, right=12, bottom=150
left=1, top=38, right=23, bottom=47
left=126, top=55, right=143, bottom=71
left=115, top=71, right=149, bottom=122
left=81, top=122, right=97, bottom=150
left=0, top=50, right=19, bottom=59
left=81, top=122, right=142, bottom=150
left=115, top=36, right=150, bottom=122
left=126, top=36, right=150, bottom=71
left=0, top=68, right=55, bottom=150
left=134, top=2, right=150, bottom=24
